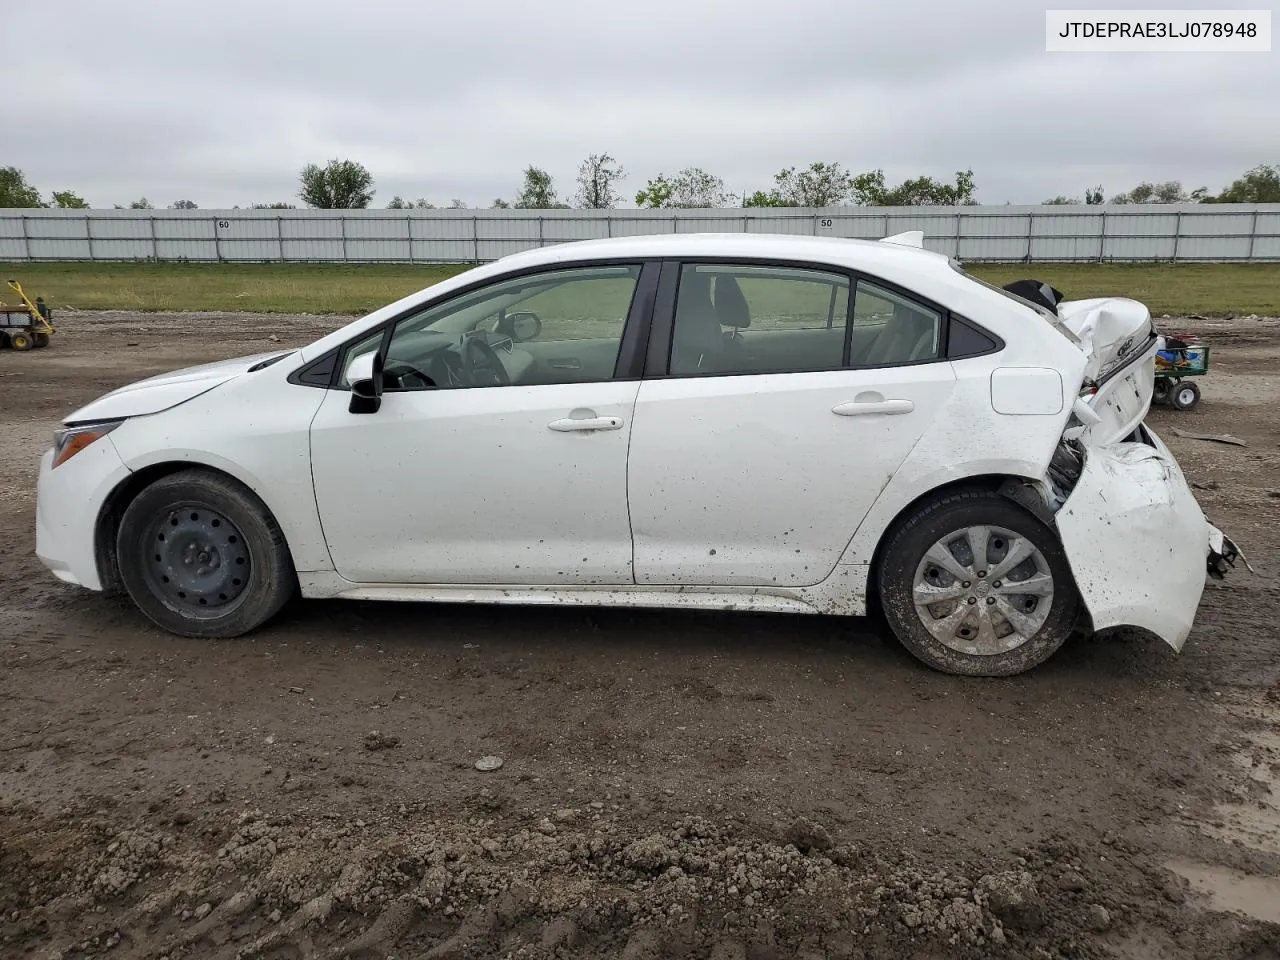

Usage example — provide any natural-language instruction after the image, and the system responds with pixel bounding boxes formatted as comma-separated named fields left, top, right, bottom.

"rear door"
left=628, top=262, right=956, bottom=587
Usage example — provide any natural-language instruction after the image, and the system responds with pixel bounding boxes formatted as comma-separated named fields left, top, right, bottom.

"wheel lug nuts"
left=986, top=597, right=996, bottom=605
left=967, top=597, right=977, bottom=605
left=977, top=571, right=986, bottom=579
left=993, top=580, right=1002, bottom=588
left=962, top=581, right=971, bottom=588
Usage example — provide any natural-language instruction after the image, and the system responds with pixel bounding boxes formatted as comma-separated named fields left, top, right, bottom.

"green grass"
left=1, top=262, right=469, bottom=315
left=965, top=263, right=1280, bottom=317
left=3, top=260, right=1279, bottom=317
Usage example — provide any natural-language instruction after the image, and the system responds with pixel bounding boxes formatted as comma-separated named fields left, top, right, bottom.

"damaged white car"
left=35, top=233, right=1240, bottom=676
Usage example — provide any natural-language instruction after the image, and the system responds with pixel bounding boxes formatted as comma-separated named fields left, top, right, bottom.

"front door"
left=628, top=263, right=957, bottom=586
left=309, top=262, right=650, bottom=585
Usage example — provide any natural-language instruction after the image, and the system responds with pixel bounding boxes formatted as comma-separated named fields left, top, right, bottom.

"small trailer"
left=0, top=280, right=55, bottom=350
left=1153, top=333, right=1209, bottom=411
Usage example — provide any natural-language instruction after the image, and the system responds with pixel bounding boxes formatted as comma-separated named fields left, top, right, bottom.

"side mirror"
left=346, top=352, right=382, bottom=414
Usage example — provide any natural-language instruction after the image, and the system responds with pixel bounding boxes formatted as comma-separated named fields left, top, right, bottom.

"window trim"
left=644, top=256, right=971, bottom=380
left=288, top=258, right=660, bottom=390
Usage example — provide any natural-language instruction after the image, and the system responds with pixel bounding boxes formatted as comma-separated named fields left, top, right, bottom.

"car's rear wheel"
left=877, top=490, right=1080, bottom=676
left=117, top=469, right=295, bottom=638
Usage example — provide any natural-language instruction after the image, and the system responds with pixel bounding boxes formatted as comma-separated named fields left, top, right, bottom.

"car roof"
left=493, top=232, right=954, bottom=277
left=296, top=230, right=1039, bottom=364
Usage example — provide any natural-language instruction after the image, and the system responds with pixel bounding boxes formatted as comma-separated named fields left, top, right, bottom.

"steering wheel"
left=461, top=337, right=511, bottom=387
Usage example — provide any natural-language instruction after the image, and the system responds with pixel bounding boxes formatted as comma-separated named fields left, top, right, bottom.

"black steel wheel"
left=117, top=470, right=295, bottom=637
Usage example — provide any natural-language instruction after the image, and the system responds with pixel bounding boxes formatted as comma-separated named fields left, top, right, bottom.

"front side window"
left=340, top=264, right=641, bottom=389
left=669, top=264, right=851, bottom=375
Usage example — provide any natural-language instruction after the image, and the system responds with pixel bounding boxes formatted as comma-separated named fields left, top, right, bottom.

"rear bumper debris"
left=1054, top=427, right=1221, bottom=652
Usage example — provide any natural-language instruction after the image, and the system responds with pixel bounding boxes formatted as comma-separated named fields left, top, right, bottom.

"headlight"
left=52, top=420, right=123, bottom=469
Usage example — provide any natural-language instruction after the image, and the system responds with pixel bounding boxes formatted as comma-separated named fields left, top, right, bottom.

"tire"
left=116, top=469, right=296, bottom=638
left=33, top=332, right=50, bottom=348
left=10, top=331, right=32, bottom=351
left=876, top=490, right=1081, bottom=677
left=1153, top=377, right=1171, bottom=405
left=1170, top=381, right=1200, bottom=411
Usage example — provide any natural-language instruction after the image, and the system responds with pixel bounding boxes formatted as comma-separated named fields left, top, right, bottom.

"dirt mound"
left=6, top=798, right=1279, bottom=960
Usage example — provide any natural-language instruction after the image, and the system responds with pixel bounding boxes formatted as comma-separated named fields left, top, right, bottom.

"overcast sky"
left=5, top=0, right=1277, bottom=209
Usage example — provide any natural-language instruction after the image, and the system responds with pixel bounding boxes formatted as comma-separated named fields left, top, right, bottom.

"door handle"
left=548, top=416, right=623, bottom=432
left=832, top=399, right=915, bottom=416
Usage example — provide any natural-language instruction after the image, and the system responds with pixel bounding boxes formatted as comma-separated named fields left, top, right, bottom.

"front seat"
left=671, top=271, right=725, bottom=373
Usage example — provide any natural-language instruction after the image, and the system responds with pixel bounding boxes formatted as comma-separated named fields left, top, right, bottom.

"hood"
left=1057, top=298, right=1159, bottom=445
left=64, top=351, right=292, bottom=424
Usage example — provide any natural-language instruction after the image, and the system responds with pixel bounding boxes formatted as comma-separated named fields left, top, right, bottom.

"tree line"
left=3, top=159, right=1278, bottom=211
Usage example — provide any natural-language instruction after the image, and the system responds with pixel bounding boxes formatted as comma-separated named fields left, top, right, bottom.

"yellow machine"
left=0, top=280, right=55, bottom=350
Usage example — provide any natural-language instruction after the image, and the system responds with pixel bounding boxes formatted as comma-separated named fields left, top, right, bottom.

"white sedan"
left=35, top=233, right=1239, bottom=676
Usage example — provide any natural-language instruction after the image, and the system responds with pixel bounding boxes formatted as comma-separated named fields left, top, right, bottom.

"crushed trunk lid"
left=1058, top=297, right=1160, bottom=445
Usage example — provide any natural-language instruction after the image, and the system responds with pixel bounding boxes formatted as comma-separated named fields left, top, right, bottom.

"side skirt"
left=298, top=564, right=870, bottom=617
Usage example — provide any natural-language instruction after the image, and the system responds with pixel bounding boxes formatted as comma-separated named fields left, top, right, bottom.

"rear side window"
left=669, top=263, right=850, bottom=375
left=849, top=280, right=942, bottom=367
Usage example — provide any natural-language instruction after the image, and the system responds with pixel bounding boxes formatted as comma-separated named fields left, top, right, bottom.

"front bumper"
left=1055, top=427, right=1220, bottom=651
left=35, top=439, right=132, bottom=591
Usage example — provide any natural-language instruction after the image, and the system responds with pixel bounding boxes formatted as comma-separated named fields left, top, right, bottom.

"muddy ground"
left=1, top=309, right=1279, bottom=960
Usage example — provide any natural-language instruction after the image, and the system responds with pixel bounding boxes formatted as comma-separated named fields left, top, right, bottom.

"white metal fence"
left=3, top=204, right=1279, bottom=263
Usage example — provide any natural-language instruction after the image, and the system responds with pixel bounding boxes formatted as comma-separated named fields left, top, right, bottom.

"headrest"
left=713, top=275, right=750, bottom=329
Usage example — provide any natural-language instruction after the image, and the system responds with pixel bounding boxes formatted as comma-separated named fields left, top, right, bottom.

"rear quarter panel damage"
left=1055, top=434, right=1209, bottom=651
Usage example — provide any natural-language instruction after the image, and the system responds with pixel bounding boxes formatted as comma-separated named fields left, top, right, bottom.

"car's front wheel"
left=117, top=469, right=296, bottom=638
left=877, top=490, right=1080, bottom=676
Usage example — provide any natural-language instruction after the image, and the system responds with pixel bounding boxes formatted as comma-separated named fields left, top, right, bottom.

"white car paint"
left=35, top=440, right=132, bottom=589
left=64, top=351, right=290, bottom=422
left=34, top=232, right=1234, bottom=664
left=628, top=363, right=956, bottom=586
left=103, top=366, right=332, bottom=574
left=308, top=380, right=640, bottom=584
left=989, top=368, right=1063, bottom=416
left=1056, top=427, right=1210, bottom=650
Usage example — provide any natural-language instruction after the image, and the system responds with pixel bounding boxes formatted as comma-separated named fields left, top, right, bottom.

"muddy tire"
left=116, top=469, right=296, bottom=638
left=877, top=490, right=1080, bottom=677
left=9, top=330, right=32, bottom=351
left=33, top=332, right=50, bottom=348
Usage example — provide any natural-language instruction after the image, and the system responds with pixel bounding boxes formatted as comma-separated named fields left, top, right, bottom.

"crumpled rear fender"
left=1055, top=431, right=1208, bottom=651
